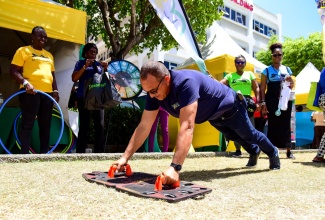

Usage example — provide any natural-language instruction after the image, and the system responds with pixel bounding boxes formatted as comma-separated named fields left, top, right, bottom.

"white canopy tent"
left=179, top=23, right=266, bottom=78
left=295, top=62, right=320, bottom=105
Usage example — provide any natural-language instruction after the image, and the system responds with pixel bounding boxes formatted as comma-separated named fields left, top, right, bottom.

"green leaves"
left=256, top=32, right=324, bottom=75
left=55, top=0, right=224, bottom=60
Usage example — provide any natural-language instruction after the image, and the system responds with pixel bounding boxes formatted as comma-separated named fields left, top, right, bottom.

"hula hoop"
left=51, top=108, right=76, bottom=153
left=50, top=108, right=76, bottom=153
left=13, top=111, right=73, bottom=154
left=0, top=90, right=64, bottom=154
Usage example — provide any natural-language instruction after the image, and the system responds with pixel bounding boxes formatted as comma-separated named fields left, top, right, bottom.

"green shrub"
left=87, top=106, right=143, bottom=153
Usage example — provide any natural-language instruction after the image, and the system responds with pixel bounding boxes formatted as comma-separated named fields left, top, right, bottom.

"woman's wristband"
left=53, top=90, right=59, bottom=94
left=22, top=79, right=29, bottom=88
left=260, top=101, right=266, bottom=106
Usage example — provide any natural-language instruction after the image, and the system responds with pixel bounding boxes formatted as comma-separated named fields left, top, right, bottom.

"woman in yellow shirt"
left=10, top=26, right=59, bottom=154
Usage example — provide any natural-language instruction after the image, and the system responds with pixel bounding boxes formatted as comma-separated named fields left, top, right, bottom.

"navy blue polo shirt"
left=145, top=69, right=235, bottom=124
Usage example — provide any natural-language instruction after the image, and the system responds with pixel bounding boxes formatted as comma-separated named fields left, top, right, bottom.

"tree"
left=255, top=35, right=278, bottom=67
left=256, top=33, right=324, bottom=75
left=55, top=0, right=224, bottom=60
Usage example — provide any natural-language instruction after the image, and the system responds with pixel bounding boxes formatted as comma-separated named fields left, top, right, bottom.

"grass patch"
left=0, top=151, right=324, bottom=219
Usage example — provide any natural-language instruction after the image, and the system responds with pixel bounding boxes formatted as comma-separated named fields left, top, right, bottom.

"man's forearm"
left=122, top=125, right=149, bottom=160
left=172, top=128, right=193, bottom=165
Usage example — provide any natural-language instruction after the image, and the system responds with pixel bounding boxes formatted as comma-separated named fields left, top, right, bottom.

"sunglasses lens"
left=236, top=62, right=245, bottom=65
left=272, top=54, right=282, bottom=57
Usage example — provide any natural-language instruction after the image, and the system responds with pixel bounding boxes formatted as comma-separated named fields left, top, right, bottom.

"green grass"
left=0, top=151, right=324, bottom=220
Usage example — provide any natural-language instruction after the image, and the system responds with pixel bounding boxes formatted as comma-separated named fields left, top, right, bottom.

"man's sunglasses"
left=235, top=61, right=246, bottom=65
left=148, top=76, right=165, bottom=94
left=272, top=53, right=283, bottom=57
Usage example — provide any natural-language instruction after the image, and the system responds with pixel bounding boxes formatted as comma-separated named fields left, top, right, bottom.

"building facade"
left=96, top=0, right=282, bottom=70
left=220, top=0, right=282, bottom=58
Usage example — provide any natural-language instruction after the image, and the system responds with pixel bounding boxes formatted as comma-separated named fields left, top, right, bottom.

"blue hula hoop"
left=13, top=111, right=70, bottom=154
left=0, top=90, right=64, bottom=154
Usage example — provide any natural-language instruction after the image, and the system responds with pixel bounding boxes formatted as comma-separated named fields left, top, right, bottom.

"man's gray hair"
left=140, top=61, right=170, bottom=80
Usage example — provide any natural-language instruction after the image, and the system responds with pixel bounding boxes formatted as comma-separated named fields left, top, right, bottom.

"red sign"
left=231, top=0, right=254, bottom=11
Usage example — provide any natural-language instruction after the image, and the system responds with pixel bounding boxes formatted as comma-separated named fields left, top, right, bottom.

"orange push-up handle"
left=125, top=164, right=132, bottom=176
left=154, top=175, right=163, bottom=191
left=107, top=164, right=133, bottom=178
left=108, top=165, right=117, bottom=178
left=154, top=175, right=180, bottom=191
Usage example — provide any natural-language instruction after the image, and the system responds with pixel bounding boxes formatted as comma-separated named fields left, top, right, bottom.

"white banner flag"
left=149, top=0, right=207, bottom=73
left=316, top=0, right=325, bottom=64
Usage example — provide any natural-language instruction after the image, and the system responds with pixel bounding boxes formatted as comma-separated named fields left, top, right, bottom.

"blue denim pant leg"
left=209, top=97, right=277, bottom=157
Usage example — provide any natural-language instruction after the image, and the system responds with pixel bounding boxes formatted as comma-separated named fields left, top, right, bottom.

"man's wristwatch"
left=170, top=163, right=182, bottom=171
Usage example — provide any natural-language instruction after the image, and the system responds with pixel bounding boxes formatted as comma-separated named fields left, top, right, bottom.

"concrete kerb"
left=0, top=149, right=317, bottom=163
left=0, top=152, right=216, bottom=163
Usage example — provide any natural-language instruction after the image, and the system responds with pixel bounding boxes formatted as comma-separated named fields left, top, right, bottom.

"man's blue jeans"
left=209, top=93, right=277, bottom=157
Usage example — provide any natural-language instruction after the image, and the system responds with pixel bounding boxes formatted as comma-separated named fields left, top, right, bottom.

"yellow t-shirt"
left=11, top=46, right=55, bottom=92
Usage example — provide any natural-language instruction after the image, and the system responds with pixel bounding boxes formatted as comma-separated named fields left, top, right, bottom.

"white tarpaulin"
left=180, top=23, right=266, bottom=74
left=148, top=0, right=207, bottom=73
left=295, top=62, right=320, bottom=105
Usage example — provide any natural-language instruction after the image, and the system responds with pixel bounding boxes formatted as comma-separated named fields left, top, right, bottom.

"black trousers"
left=76, top=97, right=105, bottom=153
left=19, top=92, right=53, bottom=154
left=254, top=116, right=267, bottom=133
left=313, top=126, right=325, bottom=148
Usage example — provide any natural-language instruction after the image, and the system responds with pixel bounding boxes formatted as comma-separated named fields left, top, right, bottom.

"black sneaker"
left=286, top=151, right=295, bottom=159
left=246, top=150, right=261, bottom=167
left=233, top=150, right=242, bottom=157
left=269, top=147, right=281, bottom=170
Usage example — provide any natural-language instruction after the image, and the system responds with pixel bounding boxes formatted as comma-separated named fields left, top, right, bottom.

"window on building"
left=230, top=9, right=236, bottom=21
left=264, top=27, right=268, bottom=36
left=253, top=51, right=257, bottom=58
left=268, top=29, right=276, bottom=36
left=254, top=21, right=260, bottom=31
left=223, top=6, right=246, bottom=26
left=164, top=61, right=179, bottom=70
left=242, top=15, right=246, bottom=26
left=97, top=49, right=110, bottom=61
left=259, top=23, right=264, bottom=34
left=236, top=12, right=243, bottom=24
left=253, top=20, right=276, bottom=37
left=224, top=7, right=230, bottom=18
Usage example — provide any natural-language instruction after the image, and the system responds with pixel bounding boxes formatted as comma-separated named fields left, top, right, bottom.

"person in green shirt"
left=220, top=55, right=261, bottom=157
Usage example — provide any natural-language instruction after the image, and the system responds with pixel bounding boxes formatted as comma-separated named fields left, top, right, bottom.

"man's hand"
left=161, top=166, right=179, bottom=185
left=112, top=157, right=128, bottom=172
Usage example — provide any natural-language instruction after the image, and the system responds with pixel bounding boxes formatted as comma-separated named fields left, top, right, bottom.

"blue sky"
left=253, top=0, right=322, bottom=39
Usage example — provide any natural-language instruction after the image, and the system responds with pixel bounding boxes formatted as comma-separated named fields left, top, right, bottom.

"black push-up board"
left=82, top=171, right=212, bottom=203
left=82, top=171, right=157, bottom=187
